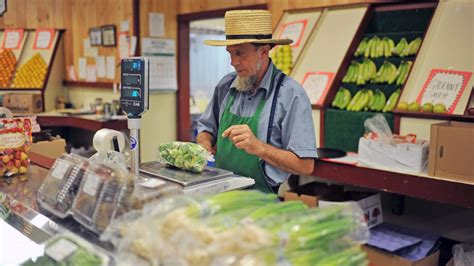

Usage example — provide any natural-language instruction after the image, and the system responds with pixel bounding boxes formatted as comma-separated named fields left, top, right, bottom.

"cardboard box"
left=284, top=182, right=344, bottom=207
left=2, top=93, right=43, bottom=114
left=319, top=192, right=383, bottom=228
left=30, top=138, right=66, bottom=160
left=428, top=121, right=474, bottom=183
left=363, top=245, right=439, bottom=266
left=358, top=137, right=429, bottom=173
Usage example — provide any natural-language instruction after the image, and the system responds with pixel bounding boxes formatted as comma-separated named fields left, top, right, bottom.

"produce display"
left=11, top=53, right=47, bottom=88
left=22, top=233, right=109, bottom=266
left=333, top=87, right=401, bottom=113
left=158, top=141, right=208, bottom=173
left=270, top=45, right=293, bottom=74
left=342, top=59, right=413, bottom=86
left=354, top=36, right=422, bottom=58
left=397, top=101, right=447, bottom=113
left=0, top=49, right=17, bottom=87
left=102, top=190, right=369, bottom=266
left=0, top=118, right=32, bottom=177
left=37, top=153, right=88, bottom=218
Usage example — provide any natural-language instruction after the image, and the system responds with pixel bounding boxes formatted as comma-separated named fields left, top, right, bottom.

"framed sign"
left=277, top=19, right=308, bottom=48
left=416, top=69, right=472, bottom=114
left=2, top=29, right=24, bottom=49
left=301, top=72, right=335, bottom=105
left=89, top=27, right=102, bottom=46
left=101, top=25, right=116, bottom=46
left=0, top=0, right=6, bottom=16
left=33, top=29, right=55, bottom=49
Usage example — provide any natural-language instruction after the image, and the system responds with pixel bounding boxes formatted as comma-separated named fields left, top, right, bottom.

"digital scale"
left=120, top=58, right=254, bottom=194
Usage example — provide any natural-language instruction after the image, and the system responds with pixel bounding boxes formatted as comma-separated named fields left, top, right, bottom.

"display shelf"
left=394, top=110, right=474, bottom=123
left=63, top=80, right=115, bottom=89
left=321, top=2, right=437, bottom=151
left=312, top=160, right=474, bottom=209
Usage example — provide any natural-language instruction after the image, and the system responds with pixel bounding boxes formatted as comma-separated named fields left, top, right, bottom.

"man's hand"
left=222, top=125, right=265, bottom=156
left=196, top=132, right=216, bottom=154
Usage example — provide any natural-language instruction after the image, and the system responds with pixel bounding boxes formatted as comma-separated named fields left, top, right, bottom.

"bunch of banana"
left=360, top=36, right=395, bottom=58
left=354, top=37, right=368, bottom=57
left=383, top=89, right=401, bottom=112
left=342, top=59, right=376, bottom=85
left=331, top=87, right=352, bottom=109
left=347, top=89, right=372, bottom=111
left=368, top=89, right=387, bottom=112
left=372, top=61, right=398, bottom=84
left=395, top=60, right=413, bottom=85
left=270, top=45, right=293, bottom=74
left=394, top=38, right=422, bottom=57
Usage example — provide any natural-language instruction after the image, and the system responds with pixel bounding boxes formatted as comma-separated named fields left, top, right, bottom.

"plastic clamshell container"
left=72, top=161, right=133, bottom=234
left=37, top=153, right=88, bottom=218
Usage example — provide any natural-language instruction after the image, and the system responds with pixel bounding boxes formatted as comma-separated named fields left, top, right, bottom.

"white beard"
left=234, top=60, right=262, bottom=92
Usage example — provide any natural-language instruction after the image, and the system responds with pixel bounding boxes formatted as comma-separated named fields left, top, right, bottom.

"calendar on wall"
left=142, top=37, right=177, bottom=91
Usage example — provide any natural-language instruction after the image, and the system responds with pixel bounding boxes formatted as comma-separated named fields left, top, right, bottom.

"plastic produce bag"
left=363, top=114, right=394, bottom=145
left=0, top=118, right=33, bottom=177
left=89, top=150, right=128, bottom=172
left=453, top=243, right=474, bottom=266
left=157, top=141, right=208, bottom=172
left=104, top=190, right=369, bottom=266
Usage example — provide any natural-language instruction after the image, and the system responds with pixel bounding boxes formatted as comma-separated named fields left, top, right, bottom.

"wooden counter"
left=36, top=114, right=127, bottom=131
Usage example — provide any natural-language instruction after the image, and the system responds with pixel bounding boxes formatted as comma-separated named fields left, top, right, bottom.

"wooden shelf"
left=63, top=80, right=115, bottom=89
left=312, top=160, right=474, bottom=208
left=36, top=115, right=127, bottom=131
left=394, top=110, right=474, bottom=122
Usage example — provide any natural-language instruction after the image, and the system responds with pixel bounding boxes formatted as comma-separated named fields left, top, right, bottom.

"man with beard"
left=197, top=10, right=317, bottom=193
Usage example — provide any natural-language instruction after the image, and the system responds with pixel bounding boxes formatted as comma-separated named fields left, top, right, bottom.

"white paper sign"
left=34, top=30, right=54, bottom=49
left=279, top=20, right=307, bottom=47
left=106, top=56, right=116, bottom=79
left=118, top=33, right=129, bottom=59
left=121, top=20, right=130, bottom=32
left=4, top=31, right=22, bottom=49
left=149, top=12, right=165, bottom=37
left=78, top=58, right=87, bottom=79
left=96, top=56, right=106, bottom=78
left=142, top=38, right=177, bottom=91
left=86, top=65, right=97, bottom=82
left=83, top=38, right=98, bottom=57
left=417, top=69, right=472, bottom=114
left=83, top=173, right=101, bottom=196
left=301, top=72, right=334, bottom=105
left=68, top=65, right=77, bottom=81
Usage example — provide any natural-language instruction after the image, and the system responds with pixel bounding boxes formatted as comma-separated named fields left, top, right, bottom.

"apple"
left=21, top=160, right=29, bottom=167
left=15, top=151, right=21, bottom=159
left=433, top=103, right=447, bottom=114
left=5, top=161, right=14, bottom=170
left=14, top=159, right=21, bottom=168
left=422, top=103, right=433, bottom=112
left=20, top=152, right=27, bottom=161
left=397, top=101, right=409, bottom=111
left=19, top=166, right=27, bottom=174
left=9, top=167, right=18, bottom=175
left=408, top=102, right=420, bottom=112
left=2, top=155, right=10, bottom=163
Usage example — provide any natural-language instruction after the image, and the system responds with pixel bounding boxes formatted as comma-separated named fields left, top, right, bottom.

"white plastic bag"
left=453, top=243, right=474, bottom=266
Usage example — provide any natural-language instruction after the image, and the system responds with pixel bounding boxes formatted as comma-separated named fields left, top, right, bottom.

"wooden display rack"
left=0, top=29, right=64, bottom=112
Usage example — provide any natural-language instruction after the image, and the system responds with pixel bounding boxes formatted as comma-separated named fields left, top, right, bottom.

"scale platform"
left=139, top=161, right=255, bottom=194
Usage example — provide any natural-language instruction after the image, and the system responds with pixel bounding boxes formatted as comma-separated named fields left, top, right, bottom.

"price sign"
left=2, top=29, right=23, bottom=49
left=277, top=20, right=308, bottom=48
left=416, top=69, right=472, bottom=114
left=301, top=72, right=335, bottom=105
left=33, top=29, right=55, bottom=49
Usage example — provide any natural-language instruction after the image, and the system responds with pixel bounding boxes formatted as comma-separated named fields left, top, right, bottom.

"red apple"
left=14, top=160, right=21, bottom=168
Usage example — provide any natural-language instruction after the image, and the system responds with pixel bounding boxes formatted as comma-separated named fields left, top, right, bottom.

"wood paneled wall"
left=0, top=0, right=134, bottom=82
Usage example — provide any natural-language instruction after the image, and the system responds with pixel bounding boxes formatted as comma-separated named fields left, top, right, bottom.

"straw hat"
left=204, top=10, right=293, bottom=46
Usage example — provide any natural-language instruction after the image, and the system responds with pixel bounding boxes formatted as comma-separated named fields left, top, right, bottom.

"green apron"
left=215, top=70, right=279, bottom=193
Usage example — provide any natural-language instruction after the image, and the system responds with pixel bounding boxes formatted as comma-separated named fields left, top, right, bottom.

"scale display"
left=120, top=58, right=149, bottom=117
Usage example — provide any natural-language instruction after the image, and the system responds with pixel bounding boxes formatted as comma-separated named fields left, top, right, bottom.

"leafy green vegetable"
left=158, top=141, right=208, bottom=172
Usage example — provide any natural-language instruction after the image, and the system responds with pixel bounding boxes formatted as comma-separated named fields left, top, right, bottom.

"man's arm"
left=196, top=131, right=216, bottom=154
left=222, top=125, right=314, bottom=176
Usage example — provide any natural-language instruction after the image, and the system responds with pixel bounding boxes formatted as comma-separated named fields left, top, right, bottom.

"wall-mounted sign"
left=277, top=19, right=308, bottom=48
left=416, top=69, right=472, bottom=114
left=101, top=25, right=116, bottom=46
left=2, top=29, right=23, bottom=49
left=33, top=29, right=55, bottom=49
left=89, top=27, right=102, bottom=46
left=301, top=72, right=335, bottom=105
left=0, top=0, right=7, bottom=17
